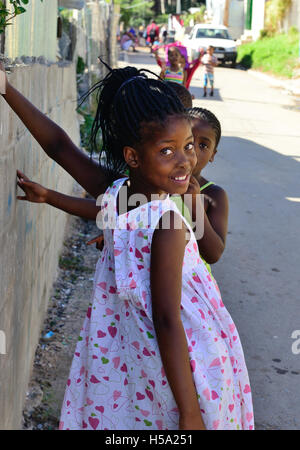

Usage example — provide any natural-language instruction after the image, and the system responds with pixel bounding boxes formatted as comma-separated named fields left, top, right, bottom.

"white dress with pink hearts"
left=59, top=178, right=254, bottom=430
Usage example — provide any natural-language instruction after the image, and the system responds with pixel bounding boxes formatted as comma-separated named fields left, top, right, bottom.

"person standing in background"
left=201, top=46, right=218, bottom=97
left=146, top=20, right=159, bottom=52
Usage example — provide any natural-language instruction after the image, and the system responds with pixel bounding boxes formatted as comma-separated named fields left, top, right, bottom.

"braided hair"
left=187, top=107, right=221, bottom=149
left=80, top=60, right=186, bottom=178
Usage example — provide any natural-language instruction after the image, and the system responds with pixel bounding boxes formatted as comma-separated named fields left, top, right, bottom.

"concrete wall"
left=5, top=0, right=58, bottom=62
left=0, top=61, right=79, bottom=429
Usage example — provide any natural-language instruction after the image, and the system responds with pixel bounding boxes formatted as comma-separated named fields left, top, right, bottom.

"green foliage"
left=264, top=0, right=292, bottom=35
left=155, top=13, right=169, bottom=25
left=237, top=29, right=300, bottom=78
left=76, top=56, right=85, bottom=75
left=120, top=0, right=154, bottom=28
left=183, top=5, right=206, bottom=27
left=77, top=106, right=102, bottom=154
left=0, top=0, right=43, bottom=34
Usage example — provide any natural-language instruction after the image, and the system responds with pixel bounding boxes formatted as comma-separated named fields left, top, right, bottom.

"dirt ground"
left=22, top=215, right=101, bottom=430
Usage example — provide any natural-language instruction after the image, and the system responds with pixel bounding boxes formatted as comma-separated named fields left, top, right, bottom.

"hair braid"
left=79, top=61, right=186, bottom=178
left=187, top=107, right=221, bottom=148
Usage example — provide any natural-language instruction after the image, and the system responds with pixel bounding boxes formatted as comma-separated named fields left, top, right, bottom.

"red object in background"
left=146, top=22, right=159, bottom=43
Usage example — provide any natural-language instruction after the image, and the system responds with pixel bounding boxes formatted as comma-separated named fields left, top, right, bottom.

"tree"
left=118, top=0, right=155, bottom=28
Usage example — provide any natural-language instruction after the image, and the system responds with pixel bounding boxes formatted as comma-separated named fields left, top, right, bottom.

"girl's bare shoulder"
left=199, top=179, right=228, bottom=211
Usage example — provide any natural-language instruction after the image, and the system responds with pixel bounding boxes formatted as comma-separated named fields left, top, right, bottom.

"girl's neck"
left=127, top=175, right=167, bottom=202
left=193, top=171, right=208, bottom=186
left=170, top=63, right=180, bottom=72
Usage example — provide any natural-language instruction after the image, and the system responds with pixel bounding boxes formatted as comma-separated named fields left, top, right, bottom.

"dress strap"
left=97, top=177, right=128, bottom=230
left=200, top=181, right=215, bottom=192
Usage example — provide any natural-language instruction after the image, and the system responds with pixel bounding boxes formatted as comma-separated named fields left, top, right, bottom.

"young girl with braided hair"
left=1, top=62, right=254, bottom=430
left=185, top=107, right=229, bottom=276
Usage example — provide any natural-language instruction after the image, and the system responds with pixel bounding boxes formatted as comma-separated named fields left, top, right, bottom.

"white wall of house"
left=228, top=0, right=245, bottom=39
left=251, top=0, right=266, bottom=40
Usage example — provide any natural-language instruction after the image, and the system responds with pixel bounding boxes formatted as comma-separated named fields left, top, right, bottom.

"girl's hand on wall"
left=17, top=170, right=48, bottom=203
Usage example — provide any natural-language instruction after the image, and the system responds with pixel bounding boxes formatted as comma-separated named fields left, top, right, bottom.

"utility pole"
left=176, top=0, right=181, bottom=14
left=223, top=0, right=230, bottom=27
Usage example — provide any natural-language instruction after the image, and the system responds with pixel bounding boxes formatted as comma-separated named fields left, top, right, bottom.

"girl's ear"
left=209, top=149, right=217, bottom=163
left=123, top=146, right=140, bottom=169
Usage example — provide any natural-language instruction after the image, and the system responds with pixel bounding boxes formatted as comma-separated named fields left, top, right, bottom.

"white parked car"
left=183, top=24, right=237, bottom=67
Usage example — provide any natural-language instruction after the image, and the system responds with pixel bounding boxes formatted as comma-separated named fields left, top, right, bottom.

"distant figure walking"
left=146, top=20, right=159, bottom=52
left=201, top=46, right=218, bottom=97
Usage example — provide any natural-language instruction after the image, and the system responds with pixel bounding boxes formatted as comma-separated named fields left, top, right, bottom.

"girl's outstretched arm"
left=17, top=170, right=100, bottom=220
left=0, top=63, right=109, bottom=198
left=151, top=211, right=205, bottom=430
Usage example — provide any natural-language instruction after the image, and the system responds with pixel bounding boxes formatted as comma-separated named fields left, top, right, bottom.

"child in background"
left=154, top=46, right=204, bottom=91
left=159, top=46, right=187, bottom=86
left=13, top=64, right=254, bottom=430
left=201, top=45, right=218, bottom=97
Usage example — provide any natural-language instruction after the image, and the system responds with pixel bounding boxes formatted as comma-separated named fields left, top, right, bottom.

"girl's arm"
left=45, top=191, right=99, bottom=220
left=153, top=49, right=163, bottom=67
left=198, top=190, right=228, bottom=263
left=151, top=211, right=205, bottom=430
left=159, top=66, right=166, bottom=79
left=183, top=70, right=187, bottom=87
left=0, top=63, right=109, bottom=199
left=17, top=170, right=100, bottom=220
left=187, top=177, right=228, bottom=264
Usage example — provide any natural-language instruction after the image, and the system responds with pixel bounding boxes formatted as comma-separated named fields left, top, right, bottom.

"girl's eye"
left=160, top=148, right=173, bottom=156
left=199, top=142, right=208, bottom=150
left=186, top=142, right=194, bottom=151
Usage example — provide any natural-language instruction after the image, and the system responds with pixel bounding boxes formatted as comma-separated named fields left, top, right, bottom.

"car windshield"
left=195, top=28, right=230, bottom=39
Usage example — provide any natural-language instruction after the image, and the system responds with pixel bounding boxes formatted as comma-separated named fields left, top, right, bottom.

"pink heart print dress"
left=59, top=178, right=254, bottom=430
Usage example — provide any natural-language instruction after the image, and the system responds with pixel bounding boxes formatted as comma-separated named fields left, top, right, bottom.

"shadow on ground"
left=205, top=135, right=300, bottom=430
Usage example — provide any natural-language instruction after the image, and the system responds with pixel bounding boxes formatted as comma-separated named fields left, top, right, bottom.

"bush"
left=76, top=56, right=85, bottom=75
left=237, top=30, right=300, bottom=78
left=264, top=0, right=292, bottom=35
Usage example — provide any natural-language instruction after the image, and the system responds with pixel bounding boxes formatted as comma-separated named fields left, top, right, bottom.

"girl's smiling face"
left=168, top=47, right=181, bottom=66
left=125, top=115, right=196, bottom=195
left=191, top=118, right=217, bottom=176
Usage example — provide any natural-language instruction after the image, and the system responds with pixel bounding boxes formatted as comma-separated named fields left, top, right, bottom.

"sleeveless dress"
left=59, top=178, right=254, bottom=430
left=164, top=68, right=184, bottom=84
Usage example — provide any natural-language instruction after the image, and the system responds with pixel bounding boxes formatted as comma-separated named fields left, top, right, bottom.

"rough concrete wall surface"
left=0, top=62, right=79, bottom=429
left=5, top=0, right=58, bottom=62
